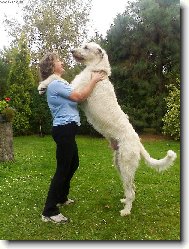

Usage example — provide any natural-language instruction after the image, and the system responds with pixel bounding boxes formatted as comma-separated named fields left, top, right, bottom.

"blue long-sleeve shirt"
left=46, top=79, right=80, bottom=126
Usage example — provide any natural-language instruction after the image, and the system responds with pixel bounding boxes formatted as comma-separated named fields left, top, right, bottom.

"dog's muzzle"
left=71, top=50, right=84, bottom=62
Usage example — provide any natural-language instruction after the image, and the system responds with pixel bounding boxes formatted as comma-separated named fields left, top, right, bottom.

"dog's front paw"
left=120, top=208, right=131, bottom=216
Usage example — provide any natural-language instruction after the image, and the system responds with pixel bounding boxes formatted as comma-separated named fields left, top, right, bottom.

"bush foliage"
left=162, top=78, right=180, bottom=140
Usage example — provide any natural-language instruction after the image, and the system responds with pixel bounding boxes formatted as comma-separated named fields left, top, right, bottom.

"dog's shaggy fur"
left=38, top=42, right=177, bottom=216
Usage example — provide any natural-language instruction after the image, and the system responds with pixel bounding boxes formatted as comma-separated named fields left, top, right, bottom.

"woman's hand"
left=91, top=71, right=106, bottom=84
left=69, top=71, right=106, bottom=102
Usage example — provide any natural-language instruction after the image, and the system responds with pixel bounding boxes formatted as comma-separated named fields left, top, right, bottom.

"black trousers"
left=42, top=122, right=79, bottom=217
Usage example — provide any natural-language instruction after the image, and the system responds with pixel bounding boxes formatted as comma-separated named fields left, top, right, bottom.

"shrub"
left=0, top=97, right=16, bottom=123
left=162, top=78, right=180, bottom=140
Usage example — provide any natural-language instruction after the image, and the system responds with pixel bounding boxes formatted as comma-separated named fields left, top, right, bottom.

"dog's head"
left=71, top=42, right=111, bottom=75
left=71, top=42, right=104, bottom=64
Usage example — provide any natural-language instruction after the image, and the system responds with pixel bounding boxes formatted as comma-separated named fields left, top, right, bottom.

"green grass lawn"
left=0, top=135, right=180, bottom=240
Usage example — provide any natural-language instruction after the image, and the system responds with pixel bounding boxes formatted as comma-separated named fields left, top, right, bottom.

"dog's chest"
left=93, top=80, right=115, bottom=97
left=71, top=70, right=91, bottom=90
left=71, top=70, right=117, bottom=107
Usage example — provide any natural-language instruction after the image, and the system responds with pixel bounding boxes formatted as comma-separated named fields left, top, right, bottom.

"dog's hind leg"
left=116, top=151, right=139, bottom=216
left=120, top=168, right=136, bottom=215
left=113, top=141, right=139, bottom=216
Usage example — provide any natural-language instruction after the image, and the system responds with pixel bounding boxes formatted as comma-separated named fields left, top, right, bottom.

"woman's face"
left=53, top=58, right=65, bottom=76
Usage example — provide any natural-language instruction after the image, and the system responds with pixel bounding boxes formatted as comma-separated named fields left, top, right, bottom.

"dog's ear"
left=97, top=48, right=102, bottom=54
left=97, top=48, right=104, bottom=58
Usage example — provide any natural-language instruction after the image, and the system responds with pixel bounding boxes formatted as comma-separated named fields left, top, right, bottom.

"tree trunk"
left=0, top=121, right=14, bottom=162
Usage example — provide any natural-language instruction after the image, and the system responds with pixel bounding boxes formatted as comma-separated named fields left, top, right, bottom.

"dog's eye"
left=84, top=45, right=88, bottom=49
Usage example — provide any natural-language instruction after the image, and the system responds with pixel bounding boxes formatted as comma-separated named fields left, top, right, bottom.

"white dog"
left=38, top=42, right=177, bottom=216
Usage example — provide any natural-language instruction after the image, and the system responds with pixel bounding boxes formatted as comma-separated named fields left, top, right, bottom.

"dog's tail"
left=140, top=143, right=177, bottom=172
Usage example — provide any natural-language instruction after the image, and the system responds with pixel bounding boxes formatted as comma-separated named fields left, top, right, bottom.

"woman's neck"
left=54, top=73, right=62, bottom=77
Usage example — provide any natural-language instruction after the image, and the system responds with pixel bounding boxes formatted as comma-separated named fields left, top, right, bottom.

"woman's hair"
left=39, top=52, right=59, bottom=81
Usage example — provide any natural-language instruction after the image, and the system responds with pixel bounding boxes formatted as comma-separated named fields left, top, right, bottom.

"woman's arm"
left=69, top=71, right=105, bottom=102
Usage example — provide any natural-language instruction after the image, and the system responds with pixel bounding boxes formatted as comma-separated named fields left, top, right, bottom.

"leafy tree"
left=105, top=0, right=180, bottom=132
left=7, top=35, right=35, bottom=135
left=4, top=0, right=92, bottom=66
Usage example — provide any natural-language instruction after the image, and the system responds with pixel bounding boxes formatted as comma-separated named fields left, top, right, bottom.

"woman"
left=39, top=52, right=104, bottom=223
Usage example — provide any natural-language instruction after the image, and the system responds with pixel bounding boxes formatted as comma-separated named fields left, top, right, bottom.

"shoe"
left=42, top=213, right=68, bottom=223
left=64, top=198, right=75, bottom=205
left=57, top=198, right=75, bottom=207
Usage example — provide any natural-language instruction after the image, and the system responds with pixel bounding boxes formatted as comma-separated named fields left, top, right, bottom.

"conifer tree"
left=0, top=52, right=10, bottom=99
left=105, top=0, right=180, bottom=132
left=7, top=34, right=35, bottom=135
